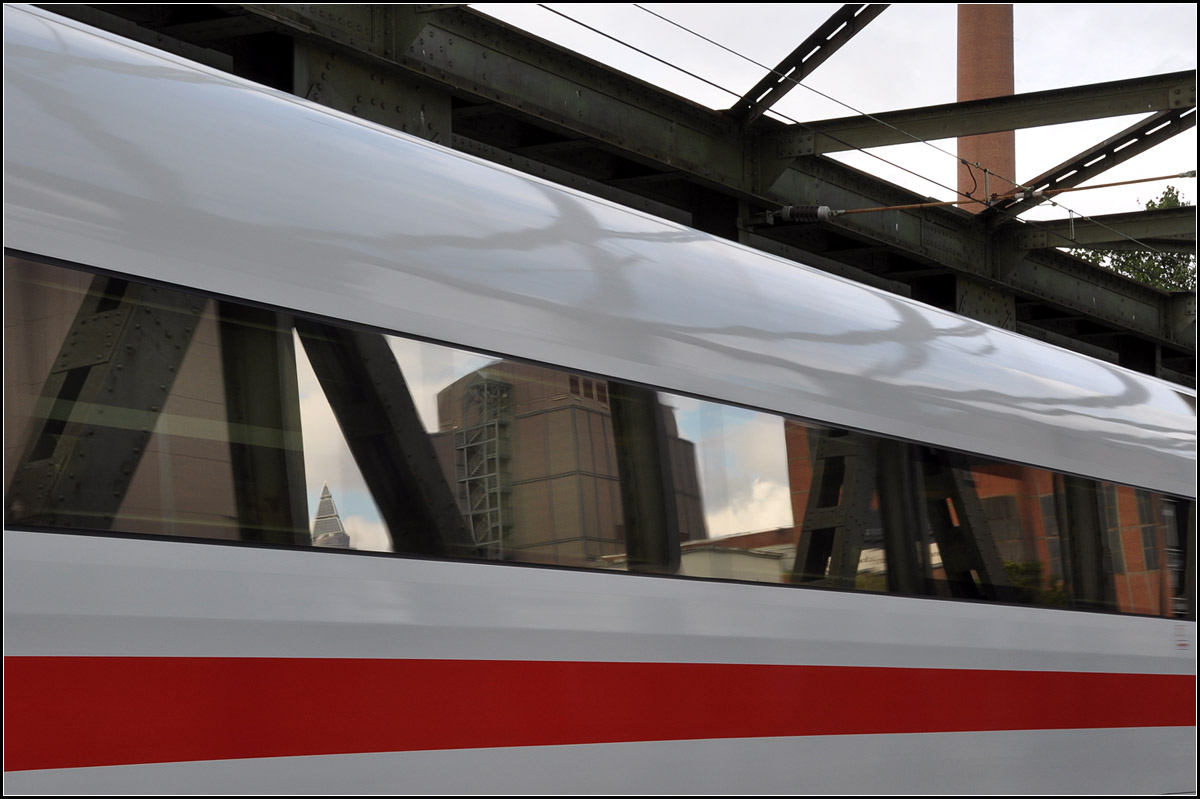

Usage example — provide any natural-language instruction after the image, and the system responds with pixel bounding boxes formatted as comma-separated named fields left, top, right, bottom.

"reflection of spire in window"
left=312, top=482, right=352, bottom=549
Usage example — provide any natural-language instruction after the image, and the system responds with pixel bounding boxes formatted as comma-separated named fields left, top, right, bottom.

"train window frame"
left=4, top=249, right=1194, bottom=620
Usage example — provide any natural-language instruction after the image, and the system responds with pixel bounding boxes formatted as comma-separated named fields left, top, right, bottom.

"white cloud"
left=705, top=478, right=793, bottom=539
left=666, top=393, right=795, bottom=537
left=344, top=515, right=392, bottom=553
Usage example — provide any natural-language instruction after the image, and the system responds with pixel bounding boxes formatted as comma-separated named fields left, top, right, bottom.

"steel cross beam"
left=985, top=107, right=1197, bottom=220
left=1016, top=206, right=1198, bottom=253
left=766, top=70, right=1195, bottom=157
left=729, top=4, right=888, bottom=127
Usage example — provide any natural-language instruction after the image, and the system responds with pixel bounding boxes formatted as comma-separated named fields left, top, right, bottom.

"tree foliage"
left=1070, top=186, right=1197, bottom=293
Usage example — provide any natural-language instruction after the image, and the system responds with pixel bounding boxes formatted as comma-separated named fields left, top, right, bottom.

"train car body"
left=4, top=5, right=1195, bottom=793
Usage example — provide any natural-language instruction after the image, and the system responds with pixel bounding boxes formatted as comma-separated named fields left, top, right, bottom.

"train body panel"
left=4, top=530, right=1195, bottom=792
left=4, top=5, right=1193, bottom=497
left=3, top=5, right=1195, bottom=793
left=6, top=730, right=1195, bottom=795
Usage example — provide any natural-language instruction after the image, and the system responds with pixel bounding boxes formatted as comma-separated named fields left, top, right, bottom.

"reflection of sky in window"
left=664, top=393, right=793, bottom=538
left=386, top=336, right=497, bottom=431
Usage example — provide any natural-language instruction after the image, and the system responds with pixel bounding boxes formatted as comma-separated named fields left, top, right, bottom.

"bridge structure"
left=41, top=3, right=1197, bottom=386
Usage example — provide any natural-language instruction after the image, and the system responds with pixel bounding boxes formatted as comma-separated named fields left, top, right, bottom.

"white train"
left=4, top=5, right=1195, bottom=794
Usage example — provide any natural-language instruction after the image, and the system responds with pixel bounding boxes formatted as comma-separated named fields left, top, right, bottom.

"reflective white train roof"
left=4, top=5, right=1195, bottom=498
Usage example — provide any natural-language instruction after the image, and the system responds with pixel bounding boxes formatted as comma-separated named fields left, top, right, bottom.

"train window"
left=3, top=255, right=650, bottom=570
left=643, top=387, right=1192, bottom=618
left=3, top=253, right=1194, bottom=619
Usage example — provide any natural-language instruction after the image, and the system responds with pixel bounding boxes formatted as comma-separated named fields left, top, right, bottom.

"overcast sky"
left=474, top=3, right=1197, bottom=222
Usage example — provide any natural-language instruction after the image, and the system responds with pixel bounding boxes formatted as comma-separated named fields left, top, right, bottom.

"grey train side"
left=4, top=5, right=1195, bottom=795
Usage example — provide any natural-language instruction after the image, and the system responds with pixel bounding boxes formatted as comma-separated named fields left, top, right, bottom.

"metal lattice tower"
left=453, top=375, right=512, bottom=559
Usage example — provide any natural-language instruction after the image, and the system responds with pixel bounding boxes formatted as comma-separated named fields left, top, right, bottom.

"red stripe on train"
left=4, top=657, right=1194, bottom=771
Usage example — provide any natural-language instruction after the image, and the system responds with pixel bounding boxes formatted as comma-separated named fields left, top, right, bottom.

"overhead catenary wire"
left=531, top=5, right=979, bottom=221
left=627, top=3, right=1190, bottom=255
left=634, top=3, right=1026, bottom=193
left=542, top=3, right=1189, bottom=257
left=838, top=171, right=1199, bottom=216
left=629, top=4, right=1200, bottom=256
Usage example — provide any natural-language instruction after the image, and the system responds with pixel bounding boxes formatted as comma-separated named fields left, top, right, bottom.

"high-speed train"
left=4, top=4, right=1195, bottom=794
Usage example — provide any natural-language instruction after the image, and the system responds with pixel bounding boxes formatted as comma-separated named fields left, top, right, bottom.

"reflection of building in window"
left=679, top=527, right=794, bottom=581
left=982, top=495, right=1021, bottom=561
left=311, top=482, right=352, bottom=549
left=1110, top=485, right=1169, bottom=616
left=1101, top=484, right=1126, bottom=575
left=1039, top=494, right=1063, bottom=578
left=1137, top=490, right=1159, bottom=570
left=430, top=362, right=705, bottom=566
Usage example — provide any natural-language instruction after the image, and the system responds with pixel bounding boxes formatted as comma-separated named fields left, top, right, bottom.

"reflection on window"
left=3, top=254, right=1194, bottom=619
left=427, top=361, right=627, bottom=565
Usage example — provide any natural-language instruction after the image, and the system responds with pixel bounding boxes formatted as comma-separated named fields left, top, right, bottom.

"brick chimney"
left=957, top=5, right=1015, bottom=212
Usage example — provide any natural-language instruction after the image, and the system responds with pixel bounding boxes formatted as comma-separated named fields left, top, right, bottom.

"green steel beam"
left=730, top=4, right=889, bottom=126
left=239, top=4, right=751, bottom=193
left=40, top=4, right=234, bottom=70
left=986, top=108, right=1197, bottom=219
left=1016, top=206, right=1197, bottom=251
left=765, top=70, right=1195, bottom=157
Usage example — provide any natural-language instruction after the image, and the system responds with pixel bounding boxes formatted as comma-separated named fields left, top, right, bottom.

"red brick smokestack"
left=957, top=4, right=1015, bottom=212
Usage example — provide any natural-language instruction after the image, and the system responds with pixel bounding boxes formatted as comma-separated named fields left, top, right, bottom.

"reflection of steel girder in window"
left=792, top=429, right=878, bottom=589
left=7, top=275, right=208, bottom=532
left=921, top=451, right=1011, bottom=600
left=6, top=275, right=311, bottom=545
left=454, top=376, right=512, bottom=560
left=793, top=429, right=1011, bottom=599
left=297, top=322, right=473, bottom=556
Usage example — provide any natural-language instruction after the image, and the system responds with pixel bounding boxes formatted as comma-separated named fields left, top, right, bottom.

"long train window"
left=4, top=254, right=1194, bottom=618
